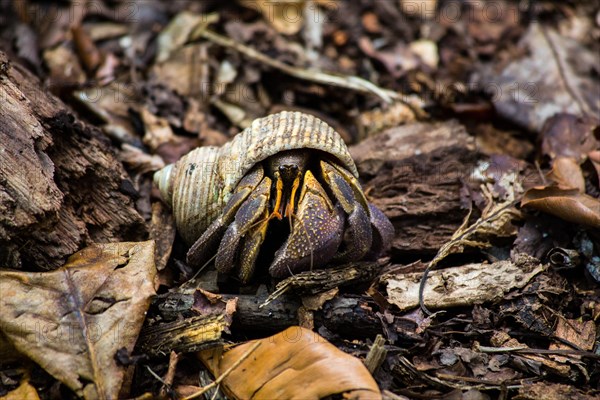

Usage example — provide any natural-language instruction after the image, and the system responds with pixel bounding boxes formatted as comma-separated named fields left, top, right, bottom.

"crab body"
left=154, top=111, right=393, bottom=283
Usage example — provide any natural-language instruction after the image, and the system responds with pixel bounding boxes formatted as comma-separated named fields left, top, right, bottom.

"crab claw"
left=366, top=203, right=394, bottom=259
left=269, top=170, right=344, bottom=278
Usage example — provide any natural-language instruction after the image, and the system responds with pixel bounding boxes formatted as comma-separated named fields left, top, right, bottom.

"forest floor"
left=0, top=1, right=599, bottom=399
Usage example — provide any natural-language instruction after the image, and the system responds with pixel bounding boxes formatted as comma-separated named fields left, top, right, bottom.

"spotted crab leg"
left=320, top=160, right=372, bottom=262
left=215, top=176, right=272, bottom=277
left=269, top=170, right=344, bottom=278
left=366, top=203, right=395, bottom=259
left=186, top=165, right=265, bottom=268
left=237, top=208, right=270, bottom=283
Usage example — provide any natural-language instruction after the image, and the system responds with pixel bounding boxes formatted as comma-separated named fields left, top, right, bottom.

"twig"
left=435, top=373, right=525, bottom=390
left=538, top=24, right=590, bottom=116
left=477, top=345, right=600, bottom=359
left=419, top=199, right=520, bottom=315
left=187, top=28, right=425, bottom=111
left=159, top=351, right=180, bottom=398
left=145, top=365, right=175, bottom=398
left=184, top=341, right=262, bottom=400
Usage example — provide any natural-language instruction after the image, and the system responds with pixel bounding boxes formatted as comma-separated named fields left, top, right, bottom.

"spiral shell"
left=154, top=111, right=358, bottom=244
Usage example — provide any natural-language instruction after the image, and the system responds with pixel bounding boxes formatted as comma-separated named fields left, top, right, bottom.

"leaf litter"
left=0, top=1, right=599, bottom=399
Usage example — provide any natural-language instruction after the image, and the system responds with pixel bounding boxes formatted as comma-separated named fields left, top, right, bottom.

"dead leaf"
left=515, top=382, right=592, bottom=400
left=155, top=12, right=207, bottom=63
left=475, top=25, right=600, bottom=132
left=118, top=144, right=166, bottom=175
left=43, top=46, right=86, bottom=87
left=521, top=186, right=600, bottom=228
left=198, top=326, right=381, bottom=400
left=549, top=318, right=596, bottom=356
left=72, top=25, right=102, bottom=74
left=549, top=157, right=585, bottom=192
left=239, top=0, right=306, bottom=35
left=192, top=289, right=237, bottom=329
left=301, top=287, right=339, bottom=310
left=140, top=108, right=176, bottom=152
left=490, top=332, right=571, bottom=378
left=541, top=114, right=599, bottom=161
left=0, top=378, right=40, bottom=400
left=0, top=241, right=157, bottom=400
left=359, top=37, right=420, bottom=78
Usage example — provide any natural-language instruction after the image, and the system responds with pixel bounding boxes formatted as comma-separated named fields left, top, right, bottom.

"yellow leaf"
left=0, top=379, right=40, bottom=400
left=198, top=326, right=381, bottom=400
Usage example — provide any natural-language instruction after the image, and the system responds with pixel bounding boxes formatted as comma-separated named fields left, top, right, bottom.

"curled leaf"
left=548, top=157, right=585, bottom=192
left=198, top=326, right=381, bottom=400
left=0, top=241, right=156, bottom=400
left=521, top=187, right=600, bottom=228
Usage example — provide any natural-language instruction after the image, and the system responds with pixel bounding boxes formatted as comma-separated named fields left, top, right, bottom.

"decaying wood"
left=146, top=287, right=384, bottom=350
left=137, top=315, right=226, bottom=356
left=262, top=261, right=384, bottom=306
left=384, top=255, right=545, bottom=311
left=364, top=334, right=387, bottom=374
left=0, top=51, right=146, bottom=270
left=350, top=120, right=479, bottom=256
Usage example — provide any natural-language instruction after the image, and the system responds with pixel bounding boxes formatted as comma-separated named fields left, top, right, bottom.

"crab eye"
left=280, top=164, right=297, bottom=173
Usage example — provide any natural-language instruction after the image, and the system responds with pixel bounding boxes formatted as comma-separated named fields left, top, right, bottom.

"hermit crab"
left=154, top=111, right=394, bottom=283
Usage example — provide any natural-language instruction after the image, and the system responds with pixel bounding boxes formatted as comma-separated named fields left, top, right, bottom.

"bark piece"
left=385, top=256, right=545, bottom=311
left=350, top=120, right=478, bottom=255
left=0, top=51, right=146, bottom=270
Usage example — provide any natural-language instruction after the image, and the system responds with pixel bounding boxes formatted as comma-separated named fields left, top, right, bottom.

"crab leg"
left=186, top=166, right=265, bottom=268
left=320, top=160, right=372, bottom=262
left=366, top=203, right=395, bottom=259
left=269, top=170, right=344, bottom=278
left=237, top=208, right=270, bottom=283
left=215, top=176, right=272, bottom=275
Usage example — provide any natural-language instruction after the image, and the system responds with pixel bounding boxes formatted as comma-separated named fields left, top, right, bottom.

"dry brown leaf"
left=549, top=157, right=586, bottom=192
left=198, top=326, right=381, bottom=400
left=0, top=379, right=40, bottom=400
left=72, top=25, right=102, bottom=74
left=515, top=382, right=592, bottom=400
left=490, top=332, right=571, bottom=378
left=541, top=114, right=599, bottom=161
left=521, top=186, right=600, bottom=228
left=140, top=108, right=176, bottom=152
left=0, top=241, right=156, bottom=400
left=476, top=25, right=600, bottom=132
left=155, top=11, right=207, bottom=63
left=239, top=0, right=306, bottom=35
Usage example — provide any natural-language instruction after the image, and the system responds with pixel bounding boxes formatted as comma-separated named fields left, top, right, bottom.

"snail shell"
left=154, top=111, right=359, bottom=244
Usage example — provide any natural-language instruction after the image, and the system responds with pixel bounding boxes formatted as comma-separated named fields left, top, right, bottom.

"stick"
left=188, top=28, right=424, bottom=110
